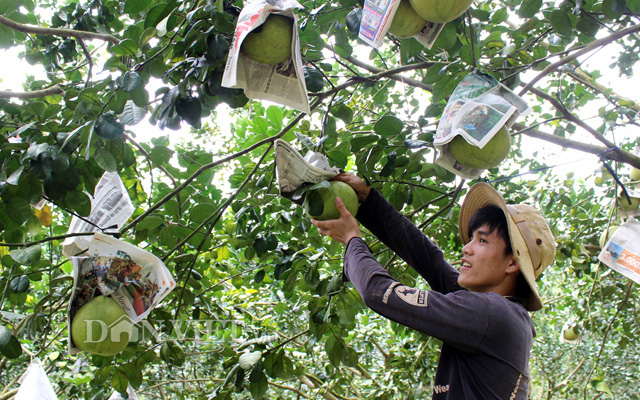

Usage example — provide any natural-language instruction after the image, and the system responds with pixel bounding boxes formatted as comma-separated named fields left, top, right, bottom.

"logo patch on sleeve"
left=393, top=285, right=428, bottom=307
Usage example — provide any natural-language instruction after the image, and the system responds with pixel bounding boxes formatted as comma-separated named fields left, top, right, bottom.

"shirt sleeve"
left=355, top=189, right=461, bottom=294
left=344, top=237, right=492, bottom=352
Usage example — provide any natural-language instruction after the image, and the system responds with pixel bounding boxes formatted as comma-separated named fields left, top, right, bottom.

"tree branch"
left=519, top=23, right=640, bottom=96
left=324, top=43, right=435, bottom=92
left=0, top=85, right=65, bottom=99
left=513, top=122, right=640, bottom=169
left=0, top=15, right=120, bottom=45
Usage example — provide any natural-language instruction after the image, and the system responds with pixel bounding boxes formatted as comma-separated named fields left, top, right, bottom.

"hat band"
left=507, top=206, right=542, bottom=273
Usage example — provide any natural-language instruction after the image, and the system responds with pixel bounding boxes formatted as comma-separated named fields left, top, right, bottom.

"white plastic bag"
left=15, top=358, right=58, bottom=400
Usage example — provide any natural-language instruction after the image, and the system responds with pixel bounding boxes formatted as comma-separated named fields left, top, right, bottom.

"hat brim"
left=458, top=183, right=542, bottom=311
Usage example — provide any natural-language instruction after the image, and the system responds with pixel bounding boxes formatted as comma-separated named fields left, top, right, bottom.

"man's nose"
left=462, top=241, right=471, bottom=255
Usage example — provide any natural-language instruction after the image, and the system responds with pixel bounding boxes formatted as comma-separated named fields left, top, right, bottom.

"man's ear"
left=505, top=255, right=520, bottom=274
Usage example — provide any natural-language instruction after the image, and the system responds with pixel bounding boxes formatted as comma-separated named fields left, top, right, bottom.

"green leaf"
left=110, top=38, right=139, bottom=57
left=9, top=275, right=30, bottom=293
left=330, top=104, right=353, bottom=124
left=119, top=363, right=144, bottom=389
left=206, top=33, right=230, bottom=61
left=119, top=100, right=148, bottom=126
left=160, top=340, right=185, bottom=366
left=350, top=135, right=379, bottom=153
left=374, top=115, right=403, bottom=137
left=125, top=0, right=153, bottom=15
left=120, top=71, right=142, bottom=93
left=111, top=369, right=129, bottom=396
left=518, top=0, right=541, bottom=18
left=0, top=326, right=11, bottom=347
left=266, top=105, right=283, bottom=126
left=94, top=148, right=118, bottom=171
left=190, top=203, right=217, bottom=223
left=303, top=190, right=324, bottom=217
left=549, top=10, right=573, bottom=37
left=346, top=8, right=362, bottom=33
left=95, top=113, right=125, bottom=140
left=626, top=0, right=640, bottom=13
left=304, top=66, right=325, bottom=93
left=10, top=245, right=42, bottom=266
left=248, top=362, right=268, bottom=399
left=176, top=97, right=202, bottom=128
left=7, top=196, right=31, bottom=224
left=0, top=333, right=22, bottom=359
left=292, top=180, right=330, bottom=201
left=379, top=150, right=397, bottom=177
left=325, top=335, right=346, bottom=367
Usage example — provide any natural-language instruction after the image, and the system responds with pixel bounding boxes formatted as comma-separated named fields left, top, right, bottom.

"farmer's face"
left=458, top=224, right=517, bottom=293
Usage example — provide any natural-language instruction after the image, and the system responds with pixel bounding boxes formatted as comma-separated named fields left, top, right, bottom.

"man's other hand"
left=311, top=197, right=361, bottom=245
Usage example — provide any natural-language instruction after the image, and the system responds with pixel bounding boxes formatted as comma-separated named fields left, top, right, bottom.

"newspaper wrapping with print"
left=274, top=139, right=340, bottom=205
left=221, top=0, right=310, bottom=113
left=433, top=71, right=531, bottom=179
left=66, top=233, right=176, bottom=354
left=598, top=217, right=640, bottom=285
left=61, top=171, right=135, bottom=258
left=359, top=0, right=443, bottom=49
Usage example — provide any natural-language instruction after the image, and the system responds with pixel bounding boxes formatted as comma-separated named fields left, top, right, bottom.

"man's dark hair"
left=467, top=205, right=512, bottom=255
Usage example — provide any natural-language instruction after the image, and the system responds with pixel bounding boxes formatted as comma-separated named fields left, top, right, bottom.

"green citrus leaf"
left=0, top=334, right=22, bottom=359
left=374, top=115, right=403, bottom=137
left=9, top=275, right=30, bottom=293
left=379, top=150, right=397, bottom=177
left=249, top=362, right=268, bottom=399
left=95, top=113, right=125, bottom=140
left=10, top=245, right=42, bottom=266
left=120, top=71, right=142, bottom=93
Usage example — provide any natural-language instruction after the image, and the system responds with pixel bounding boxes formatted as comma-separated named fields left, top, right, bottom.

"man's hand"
left=332, top=173, right=371, bottom=203
left=311, top=197, right=361, bottom=246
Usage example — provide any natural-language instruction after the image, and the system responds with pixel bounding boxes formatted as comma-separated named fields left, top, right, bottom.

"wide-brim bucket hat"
left=458, top=183, right=556, bottom=311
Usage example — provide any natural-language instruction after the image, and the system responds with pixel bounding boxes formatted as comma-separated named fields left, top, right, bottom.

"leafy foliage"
left=1, top=0, right=640, bottom=399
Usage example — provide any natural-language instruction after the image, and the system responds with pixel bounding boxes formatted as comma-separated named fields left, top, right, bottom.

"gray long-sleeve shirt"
left=344, top=189, right=534, bottom=399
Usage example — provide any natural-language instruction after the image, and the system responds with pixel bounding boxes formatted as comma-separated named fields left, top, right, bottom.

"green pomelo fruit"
left=388, top=0, right=426, bottom=38
left=562, top=326, right=580, bottom=341
left=448, top=126, right=511, bottom=170
left=618, top=191, right=640, bottom=211
left=408, top=0, right=474, bottom=23
left=599, top=225, right=619, bottom=248
left=241, top=15, right=293, bottom=65
left=71, top=296, right=132, bottom=356
left=630, top=166, right=640, bottom=181
left=305, top=181, right=359, bottom=221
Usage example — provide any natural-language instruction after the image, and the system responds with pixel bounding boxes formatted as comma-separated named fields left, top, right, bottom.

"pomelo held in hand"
left=71, top=295, right=132, bottom=356
left=409, top=0, right=474, bottom=23
left=388, top=0, right=426, bottom=38
left=241, top=14, right=293, bottom=65
left=448, top=126, right=512, bottom=170
left=305, top=181, right=359, bottom=221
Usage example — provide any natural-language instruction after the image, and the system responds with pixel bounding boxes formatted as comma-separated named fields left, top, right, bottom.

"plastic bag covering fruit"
left=408, top=0, right=474, bottom=23
left=388, top=0, right=426, bottom=38
left=71, top=296, right=132, bottom=356
left=241, top=14, right=293, bottom=65
left=448, top=126, right=511, bottom=170
left=305, top=181, right=359, bottom=221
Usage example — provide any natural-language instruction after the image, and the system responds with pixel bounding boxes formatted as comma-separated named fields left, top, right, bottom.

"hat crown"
left=507, top=204, right=556, bottom=279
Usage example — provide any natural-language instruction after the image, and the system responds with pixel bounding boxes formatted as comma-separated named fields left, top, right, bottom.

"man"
left=311, top=174, right=556, bottom=399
